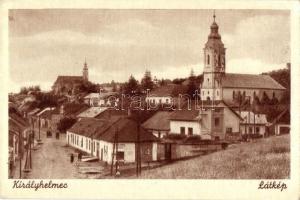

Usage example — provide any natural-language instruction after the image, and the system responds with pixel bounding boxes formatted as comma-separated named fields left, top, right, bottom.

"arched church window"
left=217, top=91, right=219, bottom=96
left=207, top=54, right=210, bottom=65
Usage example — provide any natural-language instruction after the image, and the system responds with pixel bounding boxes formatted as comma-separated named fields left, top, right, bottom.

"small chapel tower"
left=201, top=12, right=226, bottom=101
left=83, top=59, right=89, bottom=82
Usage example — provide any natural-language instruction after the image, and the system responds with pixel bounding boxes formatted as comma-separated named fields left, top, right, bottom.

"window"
left=180, top=127, right=185, bottom=135
left=116, top=151, right=124, bottom=160
left=207, top=54, right=210, bottom=65
left=233, top=91, right=235, bottom=99
left=158, top=131, right=161, bottom=138
left=166, top=99, right=169, bottom=104
left=202, top=91, right=204, bottom=96
left=226, top=127, right=232, bottom=133
left=188, top=128, right=193, bottom=136
left=256, top=127, right=260, bottom=134
left=215, top=118, right=220, bottom=126
left=159, top=99, right=162, bottom=104
left=207, top=78, right=209, bottom=83
left=217, top=91, right=219, bottom=96
left=249, top=127, right=253, bottom=134
left=81, top=138, right=83, bottom=147
left=86, top=138, right=88, bottom=149
left=218, top=54, right=221, bottom=66
left=208, top=91, right=210, bottom=95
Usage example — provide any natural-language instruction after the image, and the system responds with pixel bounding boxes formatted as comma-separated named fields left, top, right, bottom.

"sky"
left=9, top=9, right=290, bottom=92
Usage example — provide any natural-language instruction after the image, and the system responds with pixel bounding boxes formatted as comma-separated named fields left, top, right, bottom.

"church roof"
left=221, top=73, right=285, bottom=90
left=54, top=76, right=83, bottom=85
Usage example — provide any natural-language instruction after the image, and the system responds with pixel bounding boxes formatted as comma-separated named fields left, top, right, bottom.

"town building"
left=240, top=111, right=268, bottom=136
left=168, top=101, right=242, bottom=140
left=52, top=60, right=89, bottom=95
left=142, top=111, right=173, bottom=138
left=66, top=116, right=159, bottom=163
left=145, top=84, right=188, bottom=107
left=269, top=107, right=290, bottom=135
left=200, top=14, right=285, bottom=103
left=83, top=92, right=119, bottom=107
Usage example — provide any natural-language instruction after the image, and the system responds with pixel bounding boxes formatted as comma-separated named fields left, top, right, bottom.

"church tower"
left=83, top=59, right=89, bottom=82
left=201, top=12, right=226, bottom=101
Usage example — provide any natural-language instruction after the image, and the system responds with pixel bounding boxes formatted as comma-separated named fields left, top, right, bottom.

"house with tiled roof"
left=142, top=111, right=173, bottom=138
left=145, top=84, right=188, bottom=107
left=9, top=104, right=29, bottom=174
left=66, top=116, right=159, bottom=163
left=200, top=14, right=286, bottom=104
left=240, top=111, right=268, bottom=136
left=83, top=92, right=119, bottom=107
left=168, top=101, right=242, bottom=140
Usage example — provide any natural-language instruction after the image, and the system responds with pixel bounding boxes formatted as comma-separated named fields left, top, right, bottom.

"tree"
left=261, top=92, right=271, bottom=105
left=111, top=80, right=117, bottom=92
left=141, top=70, right=154, bottom=91
left=187, top=69, right=198, bottom=99
left=124, top=75, right=140, bottom=95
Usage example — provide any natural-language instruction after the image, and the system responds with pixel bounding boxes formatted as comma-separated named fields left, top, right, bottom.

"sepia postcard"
left=0, top=0, right=299, bottom=199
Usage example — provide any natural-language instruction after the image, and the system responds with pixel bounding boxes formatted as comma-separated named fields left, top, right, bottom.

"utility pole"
left=18, top=128, right=22, bottom=178
left=38, top=116, right=41, bottom=143
left=110, top=128, right=116, bottom=176
left=115, top=127, right=119, bottom=175
left=136, top=109, right=142, bottom=176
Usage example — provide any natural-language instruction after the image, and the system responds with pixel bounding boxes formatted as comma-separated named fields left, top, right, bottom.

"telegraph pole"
left=18, top=129, right=22, bottom=178
left=110, top=128, right=116, bottom=176
left=38, top=116, right=41, bottom=143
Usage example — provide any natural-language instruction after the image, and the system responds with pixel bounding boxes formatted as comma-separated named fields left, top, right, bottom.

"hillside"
left=141, top=135, right=290, bottom=179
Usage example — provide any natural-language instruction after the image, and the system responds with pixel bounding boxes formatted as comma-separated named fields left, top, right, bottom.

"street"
left=17, top=130, right=79, bottom=179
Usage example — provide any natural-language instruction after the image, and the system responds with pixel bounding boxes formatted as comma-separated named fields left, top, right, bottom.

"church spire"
left=83, top=58, right=88, bottom=82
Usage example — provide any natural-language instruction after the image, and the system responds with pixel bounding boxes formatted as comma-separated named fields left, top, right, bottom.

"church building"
left=52, top=60, right=89, bottom=95
left=200, top=14, right=285, bottom=104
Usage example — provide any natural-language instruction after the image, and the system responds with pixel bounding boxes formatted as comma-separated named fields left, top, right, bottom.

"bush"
left=164, top=133, right=187, bottom=140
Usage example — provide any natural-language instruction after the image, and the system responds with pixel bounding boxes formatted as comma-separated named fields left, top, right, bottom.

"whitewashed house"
left=142, top=111, right=173, bottom=138
left=145, top=84, right=188, bottom=107
left=84, top=92, right=119, bottom=107
left=240, top=111, right=268, bottom=136
left=169, top=101, right=242, bottom=140
left=66, top=116, right=159, bottom=164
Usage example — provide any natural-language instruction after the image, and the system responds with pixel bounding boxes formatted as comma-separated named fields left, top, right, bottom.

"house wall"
left=240, top=124, right=266, bottom=135
left=146, top=96, right=173, bottom=105
left=223, top=107, right=240, bottom=137
left=170, top=120, right=201, bottom=135
left=151, top=130, right=169, bottom=138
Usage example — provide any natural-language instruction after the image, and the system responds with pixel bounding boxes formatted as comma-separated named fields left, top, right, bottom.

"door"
left=164, top=144, right=172, bottom=161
